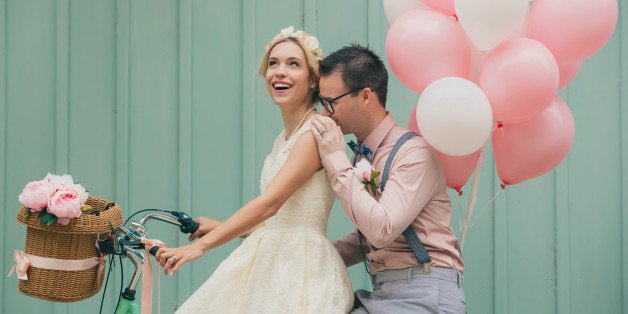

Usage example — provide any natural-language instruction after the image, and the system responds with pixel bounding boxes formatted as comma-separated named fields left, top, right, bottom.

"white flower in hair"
left=280, top=26, right=295, bottom=38
left=305, top=36, right=319, bottom=51
left=266, top=26, right=324, bottom=61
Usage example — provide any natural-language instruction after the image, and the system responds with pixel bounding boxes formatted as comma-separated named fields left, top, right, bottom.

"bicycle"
left=97, top=209, right=199, bottom=314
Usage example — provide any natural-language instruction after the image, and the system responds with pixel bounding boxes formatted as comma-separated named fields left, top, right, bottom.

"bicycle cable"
left=98, top=254, right=115, bottom=314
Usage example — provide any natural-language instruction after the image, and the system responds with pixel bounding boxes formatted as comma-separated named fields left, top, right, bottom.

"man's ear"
left=362, top=87, right=374, bottom=104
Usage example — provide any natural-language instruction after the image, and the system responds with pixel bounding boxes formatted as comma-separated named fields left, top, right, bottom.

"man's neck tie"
left=348, top=140, right=374, bottom=166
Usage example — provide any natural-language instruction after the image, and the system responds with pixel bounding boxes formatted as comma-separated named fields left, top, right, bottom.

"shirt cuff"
left=322, top=150, right=353, bottom=178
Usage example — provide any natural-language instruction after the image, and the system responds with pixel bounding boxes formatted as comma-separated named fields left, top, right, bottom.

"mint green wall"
left=1, top=1, right=626, bottom=313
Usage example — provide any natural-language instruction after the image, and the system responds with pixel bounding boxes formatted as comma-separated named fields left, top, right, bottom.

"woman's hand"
left=155, top=242, right=205, bottom=276
left=188, top=216, right=222, bottom=241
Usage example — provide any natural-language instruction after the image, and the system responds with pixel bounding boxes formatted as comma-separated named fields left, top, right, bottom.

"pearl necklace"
left=287, top=107, right=315, bottom=140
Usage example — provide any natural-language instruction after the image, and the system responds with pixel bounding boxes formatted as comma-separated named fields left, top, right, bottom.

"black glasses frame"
left=320, top=87, right=367, bottom=114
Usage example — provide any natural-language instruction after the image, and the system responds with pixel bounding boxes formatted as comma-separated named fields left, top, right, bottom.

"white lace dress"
left=176, top=120, right=354, bottom=313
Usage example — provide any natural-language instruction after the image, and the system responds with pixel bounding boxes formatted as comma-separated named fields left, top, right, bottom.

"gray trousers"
left=352, top=266, right=466, bottom=314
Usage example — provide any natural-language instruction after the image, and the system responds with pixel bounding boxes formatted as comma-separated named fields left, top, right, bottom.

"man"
left=310, top=44, right=465, bottom=313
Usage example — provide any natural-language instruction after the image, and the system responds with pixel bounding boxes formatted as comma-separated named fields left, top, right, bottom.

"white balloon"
left=383, top=0, right=426, bottom=24
left=417, top=77, right=493, bottom=156
left=455, top=0, right=530, bottom=52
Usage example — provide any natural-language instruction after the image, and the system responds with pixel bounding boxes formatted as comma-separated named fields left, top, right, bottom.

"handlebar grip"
left=185, top=220, right=199, bottom=234
left=149, top=246, right=160, bottom=256
left=171, top=211, right=199, bottom=234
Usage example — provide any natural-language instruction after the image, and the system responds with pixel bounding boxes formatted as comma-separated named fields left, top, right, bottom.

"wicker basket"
left=15, top=195, right=123, bottom=302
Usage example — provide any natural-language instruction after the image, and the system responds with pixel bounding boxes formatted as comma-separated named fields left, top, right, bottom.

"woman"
left=156, top=26, right=354, bottom=313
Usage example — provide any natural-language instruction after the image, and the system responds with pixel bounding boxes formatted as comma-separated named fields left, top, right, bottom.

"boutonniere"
left=354, top=159, right=380, bottom=196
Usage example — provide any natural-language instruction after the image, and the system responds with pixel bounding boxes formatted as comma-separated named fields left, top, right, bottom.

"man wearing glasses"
left=310, top=44, right=466, bottom=314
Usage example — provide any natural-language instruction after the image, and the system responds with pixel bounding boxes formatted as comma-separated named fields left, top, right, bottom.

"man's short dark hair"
left=320, top=44, right=388, bottom=107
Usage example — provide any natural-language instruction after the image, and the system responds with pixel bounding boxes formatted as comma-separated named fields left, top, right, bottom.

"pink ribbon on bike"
left=141, top=238, right=166, bottom=314
left=7, top=249, right=105, bottom=281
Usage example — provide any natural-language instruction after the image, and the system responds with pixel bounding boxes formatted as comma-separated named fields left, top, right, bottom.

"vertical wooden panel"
left=555, top=121, right=571, bottom=314
left=0, top=0, right=6, bottom=311
left=177, top=0, right=193, bottom=307
left=54, top=3, right=69, bottom=314
left=69, top=0, right=117, bottom=198
left=507, top=177, right=558, bottom=313
left=55, top=0, right=69, bottom=177
left=127, top=0, right=179, bottom=209
left=241, top=0, right=257, bottom=202
left=620, top=3, right=628, bottom=314
left=5, top=0, right=56, bottom=312
left=115, top=0, right=130, bottom=211
left=566, top=28, right=623, bottom=314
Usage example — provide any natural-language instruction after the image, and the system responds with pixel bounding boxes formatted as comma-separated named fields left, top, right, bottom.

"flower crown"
left=265, top=26, right=323, bottom=61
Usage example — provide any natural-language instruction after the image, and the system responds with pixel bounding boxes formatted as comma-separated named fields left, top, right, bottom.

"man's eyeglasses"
left=320, top=87, right=368, bottom=114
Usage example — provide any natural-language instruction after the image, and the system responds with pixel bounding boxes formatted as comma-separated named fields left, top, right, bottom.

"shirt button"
left=377, top=260, right=385, bottom=266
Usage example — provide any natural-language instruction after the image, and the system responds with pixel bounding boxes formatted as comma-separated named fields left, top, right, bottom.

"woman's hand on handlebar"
left=155, top=242, right=205, bottom=276
left=188, top=216, right=222, bottom=241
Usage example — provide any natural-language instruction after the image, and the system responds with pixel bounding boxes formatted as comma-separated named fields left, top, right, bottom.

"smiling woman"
left=154, top=26, right=354, bottom=313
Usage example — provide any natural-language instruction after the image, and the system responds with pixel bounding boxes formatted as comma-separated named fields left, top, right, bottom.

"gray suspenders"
left=381, top=131, right=432, bottom=274
left=358, top=131, right=432, bottom=276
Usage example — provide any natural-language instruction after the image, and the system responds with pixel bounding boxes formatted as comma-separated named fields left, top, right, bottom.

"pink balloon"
left=479, top=37, right=559, bottom=123
left=529, top=0, right=618, bottom=66
left=386, top=9, right=472, bottom=93
left=558, top=61, right=582, bottom=90
left=408, top=105, right=481, bottom=193
left=420, top=0, right=456, bottom=16
left=493, top=96, right=575, bottom=186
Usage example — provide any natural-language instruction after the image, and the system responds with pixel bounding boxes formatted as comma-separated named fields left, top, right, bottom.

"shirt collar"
left=361, top=113, right=396, bottom=154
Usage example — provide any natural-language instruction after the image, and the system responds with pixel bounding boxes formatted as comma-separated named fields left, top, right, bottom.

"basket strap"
left=8, top=249, right=105, bottom=280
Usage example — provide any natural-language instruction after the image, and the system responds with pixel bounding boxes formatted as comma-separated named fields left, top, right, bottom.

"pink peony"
left=73, top=183, right=89, bottom=204
left=47, top=188, right=83, bottom=224
left=18, top=180, right=56, bottom=211
left=43, top=173, right=75, bottom=189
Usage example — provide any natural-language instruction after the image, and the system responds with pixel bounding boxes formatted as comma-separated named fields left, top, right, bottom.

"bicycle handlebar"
left=100, top=209, right=199, bottom=306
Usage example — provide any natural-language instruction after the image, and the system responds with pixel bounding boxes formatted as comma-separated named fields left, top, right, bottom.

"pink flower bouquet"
left=354, top=159, right=380, bottom=196
left=18, top=173, right=90, bottom=225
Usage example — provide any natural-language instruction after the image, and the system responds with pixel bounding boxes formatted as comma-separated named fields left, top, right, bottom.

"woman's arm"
left=188, top=217, right=262, bottom=240
left=157, top=130, right=322, bottom=274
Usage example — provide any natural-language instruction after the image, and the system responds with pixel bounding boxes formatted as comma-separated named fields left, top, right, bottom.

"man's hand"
left=188, top=216, right=222, bottom=241
left=310, top=115, right=345, bottom=159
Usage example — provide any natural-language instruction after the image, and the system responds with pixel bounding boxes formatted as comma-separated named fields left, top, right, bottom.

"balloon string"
left=457, top=193, right=463, bottom=241
left=468, top=187, right=505, bottom=232
left=459, top=144, right=486, bottom=252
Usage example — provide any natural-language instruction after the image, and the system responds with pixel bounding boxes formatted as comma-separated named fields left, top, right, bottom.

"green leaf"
left=80, top=204, right=93, bottom=212
left=38, top=211, right=58, bottom=226
left=371, top=170, right=380, bottom=180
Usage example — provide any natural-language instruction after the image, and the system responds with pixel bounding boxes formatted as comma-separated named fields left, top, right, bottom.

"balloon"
left=416, top=77, right=493, bottom=156
left=420, top=0, right=455, bottom=16
left=408, top=105, right=482, bottom=193
left=558, top=61, right=583, bottom=90
left=479, top=37, right=559, bottom=123
left=529, top=0, right=618, bottom=66
left=383, top=0, right=426, bottom=24
left=455, top=0, right=530, bottom=52
left=386, top=9, right=472, bottom=93
left=493, top=96, right=575, bottom=185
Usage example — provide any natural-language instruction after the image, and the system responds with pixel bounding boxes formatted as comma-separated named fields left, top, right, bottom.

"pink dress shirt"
left=324, top=114, right=464, bottom=274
